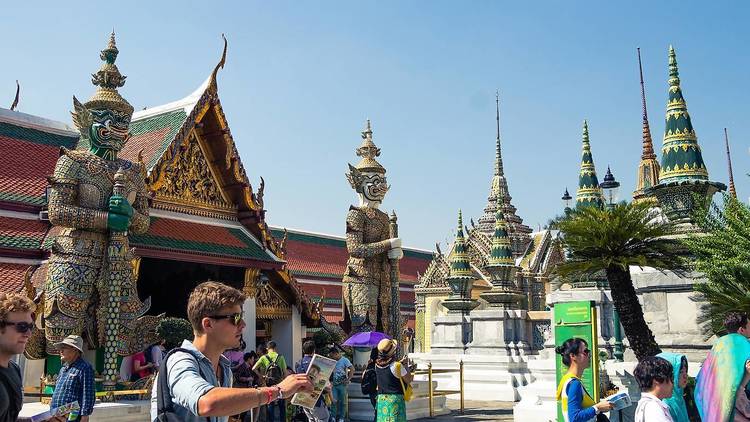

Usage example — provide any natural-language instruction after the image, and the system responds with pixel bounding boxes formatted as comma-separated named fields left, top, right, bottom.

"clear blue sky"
left=2, top=2, right=748, bottom=250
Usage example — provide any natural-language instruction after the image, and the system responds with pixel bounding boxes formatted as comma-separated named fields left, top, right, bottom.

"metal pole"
left=428, top=362, right=434, bottom=418
left=460, top=360, right=465, bottom=414
left=613, top=309, right=624, bottom=362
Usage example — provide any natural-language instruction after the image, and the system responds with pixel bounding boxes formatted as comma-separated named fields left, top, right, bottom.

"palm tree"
left=555, top=201, right=689, bottom=360
left=685, top=195, right=750, bottom=337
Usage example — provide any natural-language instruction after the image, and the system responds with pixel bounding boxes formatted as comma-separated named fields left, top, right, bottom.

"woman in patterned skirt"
left=375, top=339, right=412, bottom=422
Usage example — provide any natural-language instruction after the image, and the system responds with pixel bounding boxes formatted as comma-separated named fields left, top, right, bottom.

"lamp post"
left=599, top=166, right=624, bottom=361
left=600, top=166, right=620, bottom=209
left=561, top=187, right=573, bottom=213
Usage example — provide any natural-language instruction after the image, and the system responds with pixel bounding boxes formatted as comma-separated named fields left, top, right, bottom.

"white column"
left=242, top=297, right=257, bottom=352
left=291, top=307, right=302, bottom=364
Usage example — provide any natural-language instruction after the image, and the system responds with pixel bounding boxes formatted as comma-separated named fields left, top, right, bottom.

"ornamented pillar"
left=242, top=268, right=259, bottom=351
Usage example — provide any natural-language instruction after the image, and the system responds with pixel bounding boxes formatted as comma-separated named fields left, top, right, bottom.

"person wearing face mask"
left=555, top=338, right=614, bottom=422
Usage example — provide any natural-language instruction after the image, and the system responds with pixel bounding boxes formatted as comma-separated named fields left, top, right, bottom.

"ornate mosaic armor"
left=342, top=205, right=393, bottom=333
left=45, top=148, right=150, bottom=349
left=342, top=120, right=401, bottom=336
left=34, top=35, right=157, bottom=386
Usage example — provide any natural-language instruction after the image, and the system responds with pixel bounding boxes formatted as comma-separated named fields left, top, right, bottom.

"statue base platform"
left=347, top=380, right=449, bottom=421
left=19, top=400, right=150, bottom=422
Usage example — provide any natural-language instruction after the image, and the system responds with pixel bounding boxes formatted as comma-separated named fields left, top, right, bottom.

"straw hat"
left=377, top=338, right=398, bottom=357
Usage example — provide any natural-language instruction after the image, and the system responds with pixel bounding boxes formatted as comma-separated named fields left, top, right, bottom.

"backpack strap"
left=156, top=347, right=208, bottom=420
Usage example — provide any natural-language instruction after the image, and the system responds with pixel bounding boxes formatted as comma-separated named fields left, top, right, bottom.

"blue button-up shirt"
left=150, top=340, right=233, bottom=422
left=50, top=357, right=95, bottom=417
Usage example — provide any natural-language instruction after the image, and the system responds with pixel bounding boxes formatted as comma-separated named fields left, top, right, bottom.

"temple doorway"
left=136, top=257, right=244, bottom=318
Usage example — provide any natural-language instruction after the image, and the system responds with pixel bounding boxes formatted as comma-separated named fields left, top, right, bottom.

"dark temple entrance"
left=137, top=257, right=245, bottom=318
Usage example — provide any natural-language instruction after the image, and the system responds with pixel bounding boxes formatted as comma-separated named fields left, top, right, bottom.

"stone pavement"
left=414, top=399, right=515, bottom=421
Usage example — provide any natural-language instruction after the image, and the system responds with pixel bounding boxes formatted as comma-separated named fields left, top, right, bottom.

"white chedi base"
left=512, top=356, right=557, bottom=422
left=347, top=380, right=449, bottom=421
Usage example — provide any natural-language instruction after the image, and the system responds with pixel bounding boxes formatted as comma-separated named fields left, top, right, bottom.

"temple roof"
left=0, top=109, right=78, bottom=209
left=130, top=215, right=281, bottom=267
left=0, top=215, right=47, bottom=257
left=0, top=263, right=32, bottom=294
left=269, top=226, right=432, bottom=282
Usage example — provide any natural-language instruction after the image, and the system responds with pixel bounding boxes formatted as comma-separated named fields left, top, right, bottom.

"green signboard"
left=554, top=300, right=600, bottom=422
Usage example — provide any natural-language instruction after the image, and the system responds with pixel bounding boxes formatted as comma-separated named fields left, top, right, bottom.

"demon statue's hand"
left=107, top=195, right=133, bottom=231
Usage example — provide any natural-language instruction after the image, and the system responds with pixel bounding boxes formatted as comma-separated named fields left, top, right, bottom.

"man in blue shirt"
left=150, top=281, right=312, bottom=422
left=50, top=335, right=95, bottom=422
left=330, top=347, right=353, bottom=422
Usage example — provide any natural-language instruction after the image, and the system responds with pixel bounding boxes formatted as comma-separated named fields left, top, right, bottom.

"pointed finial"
left=494, top=90, right=504, bottom=176
left=210, top=34, right=228, bottom=85
left=725, top=128, right=737, bottom=198
left=85, top=32, right=133, bottom=116
left=448, top=209, right=473, bottom=279
left=362, top=119, right=373, bottom=139
left=9, top=80, right=19, bottom=111
left=457, top=209, right=464, bottom=237
left=668, top=45, right=680, bottom=87
left=637, top=47, right=648, bottom=122
left=582, top=119, right=589, bottom=141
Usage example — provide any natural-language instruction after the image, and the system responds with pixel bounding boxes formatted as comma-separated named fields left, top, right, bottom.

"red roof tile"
left=0, top=263, right=32, bottom=293
left=0, top=137, right=62, bottom=206
left=0, top=216, right=48, bottom=250
left=120, top=125, right=175, bottom=169
left=283, top=239, right=429, bottom=282
left=130, top=217, right=278, bottom=264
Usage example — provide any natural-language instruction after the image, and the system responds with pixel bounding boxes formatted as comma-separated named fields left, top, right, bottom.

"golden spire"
left=725, top=128, right=737, bottom=199
left=633, top=48, right=661, bottom=202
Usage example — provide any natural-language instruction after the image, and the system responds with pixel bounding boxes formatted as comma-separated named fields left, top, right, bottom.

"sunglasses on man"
left=208, top=312, right=244, bottom=326
left=0, top=321, right=35, bottom=334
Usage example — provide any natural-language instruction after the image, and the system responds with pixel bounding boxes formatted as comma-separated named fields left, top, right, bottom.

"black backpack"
left=265, top=354, right=284, bottom=386
left=154, top=347, right=209, bottom=422
left=360, top=365, right=377, bottom=395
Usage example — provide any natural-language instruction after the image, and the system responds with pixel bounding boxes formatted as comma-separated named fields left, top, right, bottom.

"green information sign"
left=554, top=300, right=600, bottom=422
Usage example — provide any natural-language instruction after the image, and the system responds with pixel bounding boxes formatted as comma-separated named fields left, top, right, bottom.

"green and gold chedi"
left=646, top=46, right=724, bottom=223
left=576, top=120, right=604, bottom=208
left=441, top=210, right=479, bottom=313
left=480, top=198, right=523, bottom=308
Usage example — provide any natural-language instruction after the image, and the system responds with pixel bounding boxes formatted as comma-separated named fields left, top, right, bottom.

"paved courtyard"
left=415, top=399, right=515, bottom=421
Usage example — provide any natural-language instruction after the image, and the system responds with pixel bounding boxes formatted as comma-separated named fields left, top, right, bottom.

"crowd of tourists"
left=0, top=281, right=414, bottom=422
left=556, top=311, right=750, bottom=422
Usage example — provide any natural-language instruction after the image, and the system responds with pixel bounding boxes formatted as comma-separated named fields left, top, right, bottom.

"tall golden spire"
left=633, top=48, right=661, bottom=202
left=725, top=128, right=737, bottom=199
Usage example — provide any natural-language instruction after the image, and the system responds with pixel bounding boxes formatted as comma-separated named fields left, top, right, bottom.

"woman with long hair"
left=375, top=339, right=412, bottom=422
left=555, top=338, right=613, bottom=422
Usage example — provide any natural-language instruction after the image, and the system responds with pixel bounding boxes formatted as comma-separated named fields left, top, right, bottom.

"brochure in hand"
left=291, top=354, right=337, bottom=409
left=605, top=392, right=632, bottom=410
left=19, top=401, right=80, bottom=422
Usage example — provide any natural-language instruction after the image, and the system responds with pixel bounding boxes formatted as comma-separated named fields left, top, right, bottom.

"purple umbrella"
left=343, top=331, right=390, bottom=347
